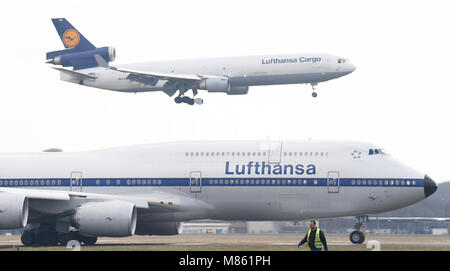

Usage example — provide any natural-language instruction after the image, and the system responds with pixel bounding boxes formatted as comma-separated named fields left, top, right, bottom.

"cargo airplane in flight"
left=46, top=18, right=356, bottom=105
left=0, top=140, right=437, bottom=246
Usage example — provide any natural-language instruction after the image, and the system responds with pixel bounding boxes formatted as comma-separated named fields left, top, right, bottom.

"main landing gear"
left=21, top=226, right=97, bottom=247
left=174, top=96, right=203, bottom=105
left=349, top=215, right=368, bottom=244
left=174, top=88, right=203, bottom=105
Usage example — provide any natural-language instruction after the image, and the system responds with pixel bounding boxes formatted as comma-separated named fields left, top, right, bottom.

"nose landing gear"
left=349, top=215, right=368, bottom=244
left=311, top=83, right=318, bottom=98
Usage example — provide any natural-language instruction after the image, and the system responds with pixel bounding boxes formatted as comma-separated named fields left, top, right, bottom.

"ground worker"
left=298, top=220, right=328, bottom=251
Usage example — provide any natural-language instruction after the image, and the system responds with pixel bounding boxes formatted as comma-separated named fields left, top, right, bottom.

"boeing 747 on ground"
left=0, top=140, right=437, bottom=246
left=46, top=18, right=356, bottom=105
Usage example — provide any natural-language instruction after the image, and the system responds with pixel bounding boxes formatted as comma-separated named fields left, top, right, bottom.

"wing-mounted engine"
left=72, top=201, right=137, bottom=237
left=228, top=86, right=249, bottom=95
left=0, top=193, right=29, bottom=229
left=46, top=47, right=116, bottom=70
left=135, top=222, right=182, bottom=236
left=199, top=76, right=230, bottom=93
left=198, top=76, right=249, bottom=95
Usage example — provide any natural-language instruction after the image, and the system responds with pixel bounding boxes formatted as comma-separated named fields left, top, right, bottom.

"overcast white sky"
left=0, top=0, right=448, bottom=183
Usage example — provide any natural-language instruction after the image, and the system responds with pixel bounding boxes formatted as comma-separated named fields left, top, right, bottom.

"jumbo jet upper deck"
left=46, top=18, right=356, bottom=105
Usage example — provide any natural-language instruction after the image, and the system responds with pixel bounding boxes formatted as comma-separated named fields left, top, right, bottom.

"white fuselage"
left=62, top=53, right=356, bottom=93
left=0, top=140, right=427, bottom=223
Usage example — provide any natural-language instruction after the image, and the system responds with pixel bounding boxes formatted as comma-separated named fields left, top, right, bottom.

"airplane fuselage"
left=62, top=53, right=356, bottom=93
left=0, top=140, right=432, bottom=223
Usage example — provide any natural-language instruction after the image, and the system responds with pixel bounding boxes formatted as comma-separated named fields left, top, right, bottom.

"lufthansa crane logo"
left=62, top=29, right=80, bottom=48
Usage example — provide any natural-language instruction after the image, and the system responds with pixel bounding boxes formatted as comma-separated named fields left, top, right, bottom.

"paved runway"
left=1, top=234, right=450, bottom=250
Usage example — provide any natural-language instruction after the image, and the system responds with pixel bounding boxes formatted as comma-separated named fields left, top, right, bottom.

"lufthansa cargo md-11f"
left=46, top=18, right=356, bottom=105
left=0, top=140, right=437, bottom=246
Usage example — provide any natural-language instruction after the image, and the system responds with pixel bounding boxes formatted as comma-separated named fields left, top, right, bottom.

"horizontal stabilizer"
left=52, top=67, right=97, bottom=80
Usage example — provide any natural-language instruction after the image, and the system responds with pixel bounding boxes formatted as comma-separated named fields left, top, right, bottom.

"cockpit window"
left=338, top=59, right=346, bottom=64
left=369, top=149, right=387, bottom=155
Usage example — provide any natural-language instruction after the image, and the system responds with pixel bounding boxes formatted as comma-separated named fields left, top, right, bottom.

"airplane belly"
left=231, top=72, right=345, bottom=87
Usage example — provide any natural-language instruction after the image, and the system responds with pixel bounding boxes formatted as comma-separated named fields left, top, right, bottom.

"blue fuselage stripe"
left=0, top=177, right=425, bottom=188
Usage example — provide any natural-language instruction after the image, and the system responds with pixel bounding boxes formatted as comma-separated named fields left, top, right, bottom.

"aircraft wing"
left=0, top=187, right=198, bottom=211
left=115, top=67, right=203, bottom=96
left=116, top=68, right=202, bottom=82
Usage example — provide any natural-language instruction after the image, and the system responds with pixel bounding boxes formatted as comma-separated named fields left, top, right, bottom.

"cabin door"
left=268, top=142, right=282, bottom=164
left=70, top=172, right=83, bottom=192
left=190, top=171, right=202, bottom=193
left=327, top=171, right=340, bottom=193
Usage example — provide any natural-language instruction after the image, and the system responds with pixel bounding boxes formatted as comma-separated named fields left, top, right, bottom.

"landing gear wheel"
left=21, top=231, right=36, bottom=246
left=80, top=236, right=97, bottom=246
left=194, top=98, right=203, bottom=105
left=182, top=96, right=195, bottom=105
left=350, top=230, right=365, bottom=244
left=58, top=231, right=80, bottom=246
left=174, top=96, right=182, bottom=104
left=312, top=92, right=318, bottom=98
left=36, top=230, right=58, bottom=246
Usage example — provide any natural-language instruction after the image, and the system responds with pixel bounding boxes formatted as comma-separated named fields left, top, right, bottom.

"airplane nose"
left=424, top=175, right=437, bottom=198
left=350, top=64, right=356, bottom=72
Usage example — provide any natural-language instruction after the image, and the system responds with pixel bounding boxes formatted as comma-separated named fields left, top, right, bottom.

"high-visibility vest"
left=307, top=228, right=323, bottom=249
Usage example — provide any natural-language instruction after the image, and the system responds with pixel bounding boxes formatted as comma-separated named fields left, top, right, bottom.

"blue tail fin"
left=51, top=18, right=96, bottom=51
left=47, top=18, right=115, bottom=70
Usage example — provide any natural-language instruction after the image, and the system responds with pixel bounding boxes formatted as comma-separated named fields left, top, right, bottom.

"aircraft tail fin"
left=51, top=18, right=96, bottom=51
left=46, top=18, right=115, bottom=70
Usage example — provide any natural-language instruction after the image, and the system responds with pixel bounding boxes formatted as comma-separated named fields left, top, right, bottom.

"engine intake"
left=0, top=193, right=29, bottom=229
left=73, top=201, right=136, bottom=237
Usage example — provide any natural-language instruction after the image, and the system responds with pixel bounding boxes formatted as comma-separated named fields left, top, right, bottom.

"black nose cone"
left=424, top=175, right=437, bottom=198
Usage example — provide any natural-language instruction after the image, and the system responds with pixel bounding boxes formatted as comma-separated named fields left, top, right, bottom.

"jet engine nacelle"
left=134, top=222, right=182, bottom=236
left=73, top=201, right=136, bottom=237
left=0, top=193, right=29, bottom=229
left=199, top=76, right=230, bottom=92
left=48, top=47, right=116, bottom=68
left=228, top=86, right=249, bottom=95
